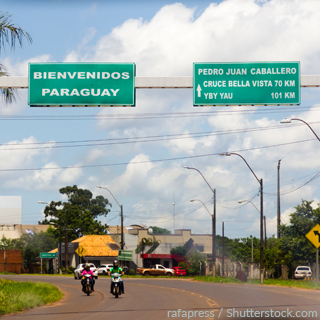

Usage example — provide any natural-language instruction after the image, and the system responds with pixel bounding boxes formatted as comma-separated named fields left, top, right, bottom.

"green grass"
left=0, top=279, right=63, bottom=315
left=193, top=275, right=320, bottom=290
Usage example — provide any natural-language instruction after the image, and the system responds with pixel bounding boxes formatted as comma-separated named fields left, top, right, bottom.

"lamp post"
left=38, top=201, right=62, bottom=275
left=190, top=198, right=214, bottom=275
left=220, top=152, right=264, bottom=283
left=280, top=118, right=320, bottom=141
left=97, top=185, right=124, bottom=250
left=184, top=165, right=216, bottom=276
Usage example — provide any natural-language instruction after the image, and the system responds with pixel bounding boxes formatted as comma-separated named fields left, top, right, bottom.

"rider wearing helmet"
left=81, top=263, right=95, bottom=292
left=109, top=260, right=124, bottom=294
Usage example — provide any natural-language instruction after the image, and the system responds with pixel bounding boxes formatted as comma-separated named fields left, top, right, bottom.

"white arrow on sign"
left=197, top=84, right=202, bottom=97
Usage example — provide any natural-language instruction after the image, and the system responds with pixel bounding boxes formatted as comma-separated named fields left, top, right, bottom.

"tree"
left=279, top=200, right=316, bottom=276
left=149, top=226, right=171, bottom=235
left=1, top=228, right=57, bottom=266
left=170, top=246, right=188, bottom=257
left=0, top=11, right=32, bottom=103
left=228, top=236, right=260, bottom=264
left=43, top=185, right=111, bottom=242
left=181, top=251, right=207, bottom=276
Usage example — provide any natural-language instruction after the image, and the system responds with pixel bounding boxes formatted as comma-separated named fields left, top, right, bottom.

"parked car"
left=97, top=264, right=113, bottom=275
left=172, top=266, right=186, bottom=276
left=294, top=266, right=312, bottom=279
left=137, top=264, right=175, bottom=276
left=74, top=263, right=98, bottom=279
left=123, top=266, right=129, bottom=274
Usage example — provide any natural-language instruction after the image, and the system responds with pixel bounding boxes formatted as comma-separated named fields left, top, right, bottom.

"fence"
left=0, top=250, right=23, bottom=274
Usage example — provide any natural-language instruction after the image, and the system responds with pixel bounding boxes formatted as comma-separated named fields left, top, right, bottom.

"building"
left=48, top=235, right=119, bottom=272
left=0, top=224, right=51, bottom=240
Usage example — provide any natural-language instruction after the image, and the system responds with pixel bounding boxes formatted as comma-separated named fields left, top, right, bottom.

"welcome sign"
left=28, top=62, right=136, bottom=106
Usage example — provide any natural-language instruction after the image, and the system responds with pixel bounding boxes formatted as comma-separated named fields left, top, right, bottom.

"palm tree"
left=0, top=11, right=32, bottom=103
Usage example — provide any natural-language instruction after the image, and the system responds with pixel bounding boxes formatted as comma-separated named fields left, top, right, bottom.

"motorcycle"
left=82, top=274, right=93, bottom=296
left=111, top=272, right=122, bottom=298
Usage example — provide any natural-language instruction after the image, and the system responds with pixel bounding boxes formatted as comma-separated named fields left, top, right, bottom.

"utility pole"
left=173, top=194, right=175, bottom=234
left=277, top=160, right=281, bottom=239
left=213, top=189, right=216, bottom=276
left=64, top=208, right=69, bottom=275
left=264, top=215, right=267, bottom=250
left=120, top=205, right=124, bottom=250
left=222, top=222, right=224, bottom=276
left=251, top=238, right=254, bottom=279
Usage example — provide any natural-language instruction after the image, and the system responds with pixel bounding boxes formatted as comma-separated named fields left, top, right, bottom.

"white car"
left=97, top=264, right=113, bottom=275
left=294, top=266, right=312, bottom=279
left=74, top=263, right=98, bottom=279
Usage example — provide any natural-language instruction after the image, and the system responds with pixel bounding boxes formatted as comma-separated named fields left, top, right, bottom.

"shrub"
left=128, top=269, right=135, bottom=275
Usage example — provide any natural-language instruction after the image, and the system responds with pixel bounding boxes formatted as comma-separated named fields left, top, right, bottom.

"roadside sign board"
left=75, top=246, right=86, bottom=257
left=193, top=61, right=300, bottom=106
left=28, top=63, right=136, bottom=106
left=40, top=252, right=57, bottom=258
left=306, top=224, right=320, bottom=248
left=118, top=250, right=133, bottom=261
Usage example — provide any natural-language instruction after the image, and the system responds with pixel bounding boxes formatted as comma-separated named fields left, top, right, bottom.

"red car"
left=172, top=267, right=186, bottom=276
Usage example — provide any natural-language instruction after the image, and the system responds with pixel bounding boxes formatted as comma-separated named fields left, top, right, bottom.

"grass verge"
left=0, top=278, right=63, bottom=315
left=193, top=275, right=320, bottom=290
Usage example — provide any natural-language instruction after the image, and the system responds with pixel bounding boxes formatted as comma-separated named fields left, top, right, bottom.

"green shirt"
left=110, top=266, right=122, bottom=277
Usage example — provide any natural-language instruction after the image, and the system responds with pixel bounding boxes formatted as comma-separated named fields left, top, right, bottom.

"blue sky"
left=1, top=0, right=320, bottom=240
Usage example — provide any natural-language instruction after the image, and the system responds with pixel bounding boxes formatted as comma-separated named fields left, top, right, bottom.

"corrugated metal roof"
left=49, top=235, right=119, bottom=256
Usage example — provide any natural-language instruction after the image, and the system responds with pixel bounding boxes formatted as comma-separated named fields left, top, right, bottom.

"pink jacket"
left=82, top=270, right=94, bottom=278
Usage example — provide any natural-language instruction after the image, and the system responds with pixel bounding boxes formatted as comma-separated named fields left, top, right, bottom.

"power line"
left=0, top=137, right=317, bottom=172
left=0, top=121, right=319, bottom=151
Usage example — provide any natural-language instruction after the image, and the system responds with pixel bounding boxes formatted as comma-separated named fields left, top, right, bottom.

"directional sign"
left=118, top=250, right=133, bottom=261
left=306, top=224, right=320, bottom=248
left=75, top=246, right=86, bottom=257
left=193, top=61, right=300, bottom=106
left=40, top=252, right=57, bottom=258
left=29, top=63, right=135, bottom=106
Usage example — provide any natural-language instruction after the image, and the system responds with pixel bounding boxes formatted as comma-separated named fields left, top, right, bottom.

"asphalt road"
left=1, top=275, right=320, bottom=320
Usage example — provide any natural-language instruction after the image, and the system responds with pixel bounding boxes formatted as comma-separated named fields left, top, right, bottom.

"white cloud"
left=3, top=0, right=320, bottom=235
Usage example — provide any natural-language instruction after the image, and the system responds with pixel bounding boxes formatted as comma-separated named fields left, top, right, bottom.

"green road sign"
left=193, top=62, right=300, bottom=106
left=29, top=63, right=135, bottom=106
left=118, top=250, right=133, bottom=261
left=40, top=252, right=57, bottom=258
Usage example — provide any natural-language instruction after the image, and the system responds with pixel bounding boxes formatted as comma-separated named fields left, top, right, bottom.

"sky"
left=1, top=0, right=320, bottom=239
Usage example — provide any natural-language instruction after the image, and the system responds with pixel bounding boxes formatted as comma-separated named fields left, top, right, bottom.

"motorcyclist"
left=109, top=260, right=124, bottom=294
left=81, top=263, right=95, bottom=292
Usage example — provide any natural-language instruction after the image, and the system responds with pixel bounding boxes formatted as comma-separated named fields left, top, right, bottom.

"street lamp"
left=280, top=118, right=320, bottom=141
left=184, top=166, right=216, bottom=275
left=220, top=152, right=264, bottom=283
left=38, top=201, right=62, bottom=274
left=96, top=185, right=124, bottom=250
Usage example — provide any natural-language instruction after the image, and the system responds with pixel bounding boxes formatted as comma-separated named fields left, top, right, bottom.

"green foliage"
left=43, top=185, right=111, bottom=242
left=149, top=226, right=171, bottom=234
left=0, top=279, right=62, bottom=315
left=170, top=246, right=188, bottom=257
left=61, top=266, right=74, bottom=274
left=279, top=200, right=317, bottom=272
left=0, top=11, right=32, bottom=104
left=0, top=236, right=16, bottom=250
left=128, top=269, right=135, bottom=275
left=13, top=229, right=57, bottom=266
left=180, top=251, right=207, bottom=276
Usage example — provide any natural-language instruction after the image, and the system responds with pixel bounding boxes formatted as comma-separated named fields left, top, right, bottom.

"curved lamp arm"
left=190, top=199, right=213, bottom=217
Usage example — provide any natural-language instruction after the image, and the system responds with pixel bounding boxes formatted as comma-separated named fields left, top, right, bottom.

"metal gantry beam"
left=1, top=75, right=320, bottom=89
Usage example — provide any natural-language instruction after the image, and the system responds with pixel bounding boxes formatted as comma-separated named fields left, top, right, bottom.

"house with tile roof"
left=48, top=235, right=120, bottom=272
